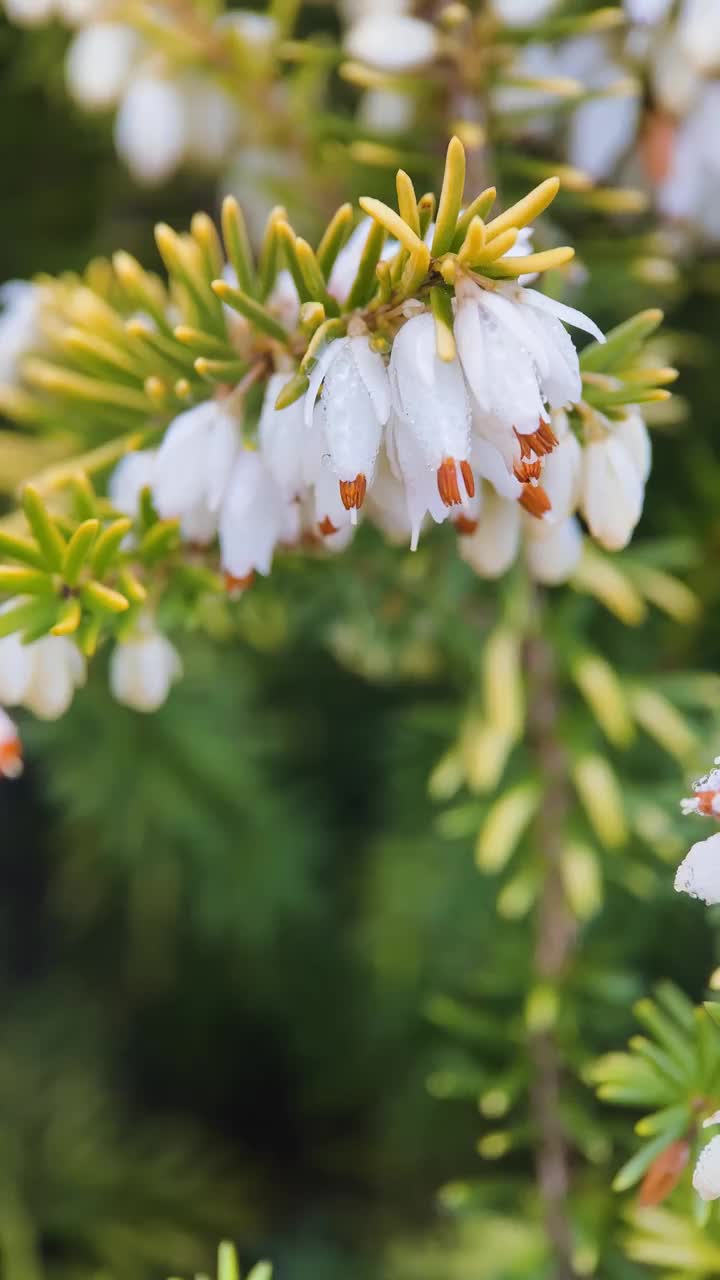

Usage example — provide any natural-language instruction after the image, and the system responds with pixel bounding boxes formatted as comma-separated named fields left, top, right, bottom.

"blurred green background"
left=4, top=8, right=720, bottom=1279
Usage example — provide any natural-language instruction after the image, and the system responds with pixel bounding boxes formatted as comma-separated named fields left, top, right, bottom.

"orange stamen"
left=519, top=483, right=551, bottom=517
left=460, top=460, right=475, bottom=499
left=318, top=515, right=339, bottom=536
left=454, top=514, right=479, bottom=536
left=515, top=420, right=558, bottom=458
left=437, top=458, right=462, bottom=507
left=224, top=571, right=255, bottom=593
left=694, top=790, right=720, bottom=817
left=339, top=474, right=367, bottom=510
left=514, top=459, right=543, bottom=483
left=0, top=737, right=22, bottom=779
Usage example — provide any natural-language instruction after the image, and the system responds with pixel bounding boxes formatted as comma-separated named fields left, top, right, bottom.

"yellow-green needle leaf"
left=51, top=598, right=82, bottom=636
left=82, top=581, right=130, bottom=614
left=316, top=203, right=353, bottom=279
left=430, top=286, right=456, bottom=362
left=396, top=170, right=421, bottom=235
left=0, top=530, right=46, bottom=569
left=484, top=246, right=574, bottom=278
left=221, top=195, right=255, bottom=296
left=22, top=485, right=66, bottom=570
left=92, top=519, right=133, bottom=577
left=485, top=176, right=560, bottom=240
left=432, top=135, right=466, bottom=257
left=452, top=187, right=497, bottom=249
left=62, top=518, right=100, bottom=586
left=345, top=220, right=386, bottom=310
left=274, top=370, right=310, bottom=410
left=0, top=565, right=53, bottom=594
left=358, top=197, right=427, bottom=256
left=211, top=280, right=289, bottom=342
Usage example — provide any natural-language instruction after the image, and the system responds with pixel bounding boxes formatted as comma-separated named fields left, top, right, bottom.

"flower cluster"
left=0, top=141, right=670, bottom=733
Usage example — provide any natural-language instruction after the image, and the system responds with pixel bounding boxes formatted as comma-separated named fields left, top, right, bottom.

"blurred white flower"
left=693, top=1134, right=720, bottom=1200
left=345, top=13, right=438, bottom=71
left=674, top=832, right=720, bottom=905
left=358, top=88, right=415, bottom=134
left=259, top=372, right=306, bottom=501
left=0, top=707, right=22, bottom=779
left=580, top=430, right=645, bottom=551
left=677, top=0, right=720, bottom=74
left=110, top=619, right=182, bottom=712
left=624, top=0, right=673, bottom=23
left=153, top=400, right=238, bottom=544
left=0, top=281, right=41, bottom=384
left=0, top=612, right=85, bottom=719
left=525, top=513, right=583, bottom=583
left=459, top=490, right=521, bottom=579
left=65, top=22, right=140, bottom=110
left=219, top=450, right=296, bottom=583
left=114, top=75, right=187, bottom=185
left=492, top=0, right=557, bottom=26
left=109, top=449, right=157, bottom=518
left=658, top=85, right=720, bottom=237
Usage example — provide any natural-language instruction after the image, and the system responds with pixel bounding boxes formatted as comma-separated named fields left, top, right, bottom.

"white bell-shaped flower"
left=0, top=613, right=86, bottom=719
left=615, top=409, right=652, bottom=484
left=693, top=1135, right=720, bottom=1201
left=675, top=832, right=720, bottom=905
left=219, top=450, right=287, bottom=582
left=114, top=74, right=187, bottom=185
left=181, top=78, right=238, bottom=171
left=153, top=400, right=238, bottom=544
left=3, top=0, right=54, bottom=26
left=365, top=448, right=415, bottom=544
left=258, top=372, right=306, bottom=500
left=304, top=336, right=390, bottom=521
left=492, top=0, right=557, bottom=25
left=625, top=0, right=673, bottom=21
left=109, top=449, right=157, bottom=518
left=580, top=433, right=645, bottom=551
left=458, top=490, right=521, bottom=579
left=0, top=281, right=42, bottom=385
left=110, top=619, right=182, bottom=712
left=678, top=0, right=720, bottom=74
left=389, top=313, right=474, bottom=547
left=65, top=23, right=140, bottom=110
left=0, top=707, right=22, bottom=779
left=539, top=419, right=583, bottom=522
left=525, top=514, right=583, bottom=584
left=344, top=13, right=438, bottom=71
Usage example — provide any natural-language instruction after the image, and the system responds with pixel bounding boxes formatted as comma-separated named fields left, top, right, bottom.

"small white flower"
left=456, top=279, right=603, bottom=447
left=3, top=0, right=54, bottom=26
left=539, top=416, right=583, bottom=522
left=0, top=707, right=22, bottom=779
left=615, top=409, right=652, bottom=484
left=525, top=514, right=583, bottom=584
left=0, top=611, right=86, bottom=719
left=0, top=281, right=42, bottom=384
left=358, top=88, right=415, bottom=134
left=65, top=23, right=140, bottom=110
left=110, top=619, right=182, bottom=712
left=219, top=450, right=290, bottom=582
left=153, top=400, right=238, bottom=544
left=693, top=1134, right=720, bottom=1201
left=344, top=13, right=438, bottom=71
left=114, top=74, right=187, bottom=185
left=181, top=78, right=238, bottom=171
left=458, top=490, right=521, bottom=579
left=492, top=0, right=557, bottom=25
left=625, top=0, right=673, bottom=22
left=365, top=447, right=415, bottom=544
left=389, top=312, right=474, bottom=548
left=258, top=372, right=306, bottom=500
left=678, top=0, right=720, bottom=74
left=580, top=433, right=645, bottom=551
left=674, top=832, right=720, bottom=905
left=109, top=449, right=157, bottom=518
left=305, top=336, right=390, bottom=521
left=680, top=760, right=720, bottom=815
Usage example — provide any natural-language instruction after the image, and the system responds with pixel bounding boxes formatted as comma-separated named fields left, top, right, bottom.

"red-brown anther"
left=515, top=421, right=558, bottom=458
left=454, top=514, right=479, bottom=536
left=642, top=110, right=676, bottom=185
left=318, top=515, right=339, bottom=537
left=514, top=459, right=543, bottom=483
left=519, top=483, right=551, bottom=517
left=0, top=737, right=22, bottom=778
left=694, top=790, right=720, bottom=816
left=339, top=474, right=367, bottom=511
left=224, top=570, right=255, bottom=593
left=460, top=460, right=476, bottom=499
left=437, top=458, right=462, bottom=507
left=638, top=1139, right=690, bottom=1207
